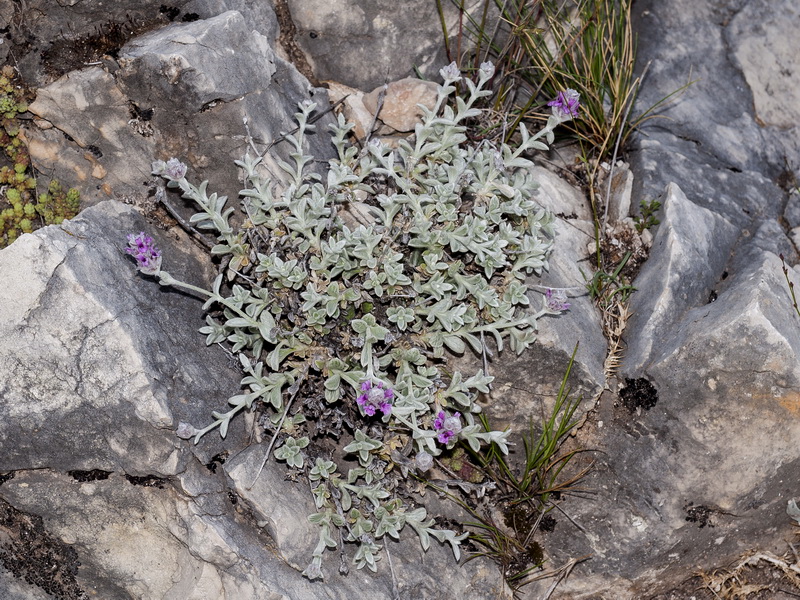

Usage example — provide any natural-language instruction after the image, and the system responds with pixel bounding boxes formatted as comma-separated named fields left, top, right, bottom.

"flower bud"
left=415, top=450, right=433, bottom=472
left=439, top=61, right=461, bottom=83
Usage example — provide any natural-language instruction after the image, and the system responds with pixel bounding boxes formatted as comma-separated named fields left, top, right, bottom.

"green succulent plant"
left=0, top=65, right=80, bottom=247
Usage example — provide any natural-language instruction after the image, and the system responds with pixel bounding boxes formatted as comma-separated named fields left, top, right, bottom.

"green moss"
left=0, top=65, right=81, bottom=248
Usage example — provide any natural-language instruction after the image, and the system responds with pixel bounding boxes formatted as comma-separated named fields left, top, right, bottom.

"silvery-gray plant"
left=130, top=61, right=575, bottom=580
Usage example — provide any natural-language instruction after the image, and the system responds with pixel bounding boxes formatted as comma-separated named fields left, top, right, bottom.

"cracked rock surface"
left=3, top=0, right=800, bottom=598
left=520, top=0, right=800, bottom=598
left=284, top=0, right=488, bottom=91
left=0, top=202, right=510, bottom=599
left=18, top=6, right=335, bottom=212
left=0, top=3, right=524, bottom=598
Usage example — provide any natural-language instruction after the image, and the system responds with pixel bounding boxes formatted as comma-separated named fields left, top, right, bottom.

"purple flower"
left=126, top=231, right=162, bottom=275
left=165, top=158, right=188, bottom=179
left=357, top=380, right=394, bottom=417
left=443, top=414, right=463, bottom=435
left=434, top=410, right=461, bottom=445
left=478, top=61, right=495, bottom=81
left=434, top=411, right=445, bottom=430
left=547, top=89, right=580, bottom=122
left=545, top=288, right=571, bottom=312
left=438, top=430, right=455, bottom=444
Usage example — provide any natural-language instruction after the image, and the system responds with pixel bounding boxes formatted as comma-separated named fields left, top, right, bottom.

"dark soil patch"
left=684, top=502, right=715, bottom=528
left=599, top=223, right=651, bottom=281
left=272, top=0, right=317, bottom=85
left=124, top=474, right=166, bottom=488
left=539, top=514, right=557, bottom=532
left=40, top=16, right=165, bottom=80
left=620, top=377, right=658, bottom=412
left=67, top=469, right=111, bottom=483
left=205, top=451, right=228, bottom=474
left=0, top=498, right=86, bottom=600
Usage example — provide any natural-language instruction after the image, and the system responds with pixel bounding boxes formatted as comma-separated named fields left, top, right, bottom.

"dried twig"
left=525, top=554, right=592, bottom=600
left=247, top=366, right=308, bottom=489
left=156, top=187, right=214, bottom=250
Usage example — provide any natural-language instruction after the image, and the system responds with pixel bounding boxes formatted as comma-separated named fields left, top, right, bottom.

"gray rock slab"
left=448, top=166, right=605, bottom=458
left=285, top=0, right=486, bottom=90
left=117, top=10, right=336, bottom=199
left=0, top=564, right=56, bottom=600
left=522, top=249, right=800, bottom=599
left=27, top=67, right=158, bottom=203
left=362, top=78, right=439, bottom=132
left=528, top=231, right=800, bottom=597
left=226, top=447, right=511, bottom=598
left=0, top=3, right=12, bottom=66
left=120, top=11, right=277, bottom=112
left=629, top=0, right=792, bottom=232
left=1, top=470, right=272, bottom=600
left=24, top=9, right=335, bottom=209
left=729, top=0, right=800, bottom=131
left=4, top=1, right=194, bottom=87
left=646, top=250, right=800, bottom=496
left=0, top=201, right=241, bottom=474
left=511, top=0, right=800, bottom=595
left=0, top=200, right=512, bottom=599
left=185, top=0, right=281, bottom=44
left=625, top=183, right=739, bottom=372
left=531, top=165, right=607, bottom=396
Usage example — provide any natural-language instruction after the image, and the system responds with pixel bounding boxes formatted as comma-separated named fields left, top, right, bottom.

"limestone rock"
left=604, top=162, right=634, bottom=224
left=10, top=1, right=800, bottom=597
left=791, top=226, right=800, bottom=250
left=0, top=565, right=54, bottom=600
left=5, top=1, right=195, bottom=87
left=624, top=183, right=739, bottom=372
left=285, top=0, right=489, bottom=90
left=185, top=0, right=281, bottom=43
left=0, top=202, right=238, bottom=475
left=629, top=0, right=790, bottom=232
left=0, top=202, right=510, bottom=599
left=363, top=78, right=439, bottom=133
left=528, top=166, right=606, bottom=399
left=449, top=165, right=605, bottom=454
left=522, top=247, right=800, bottom=599
left=226, top=448, right=511, bottom=598
left=532, top=164, right=593, bottom=222
left=116, top=10, right=335, bottom=202
left=729, top=0, right=800, bottom=129
left=27, top=67, right=157, bottom=202
left=119, top=11, right=274, bottom=112
left=326, top=80, right=375, bottom=139
left=23, top=9, right=335, bottom=209
left=0, top=3, right=13, bottom=66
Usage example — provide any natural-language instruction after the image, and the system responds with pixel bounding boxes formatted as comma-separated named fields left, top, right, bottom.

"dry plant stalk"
left=601, top=299, right=629, bottom=381
left=698, top=549, right=800, bottom=599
